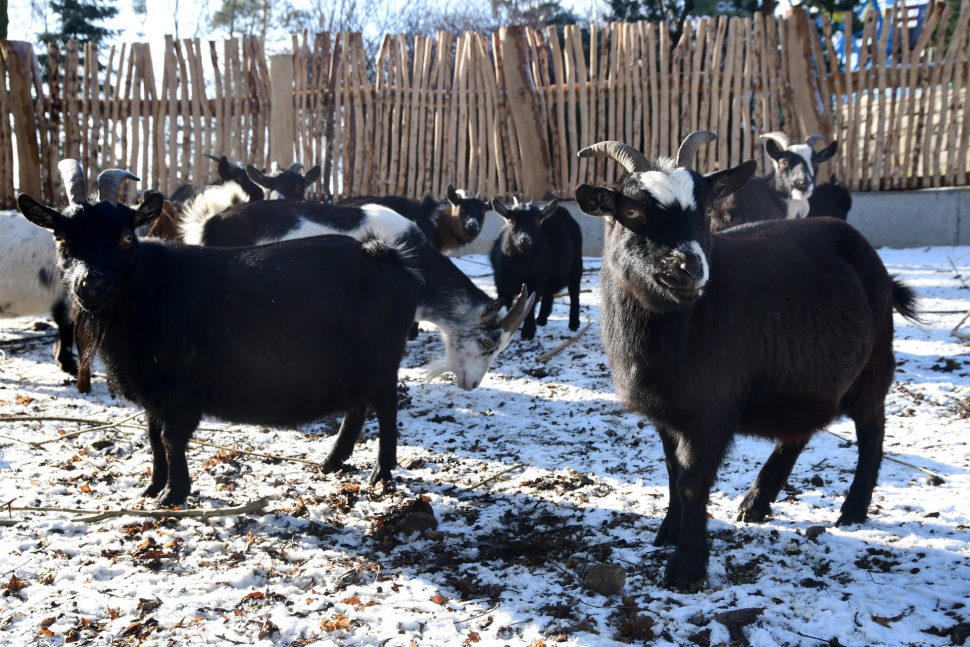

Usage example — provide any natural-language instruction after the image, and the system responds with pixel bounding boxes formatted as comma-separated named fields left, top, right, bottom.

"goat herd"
left=4, top=130, right=917, bottom=592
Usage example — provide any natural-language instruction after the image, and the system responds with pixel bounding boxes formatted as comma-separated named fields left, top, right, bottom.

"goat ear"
left=246, top=165, right=270, bottom=188
left=303, top=165, right=322, bottom=186
left=812, top=141, right=838, bottom=165
left=447, top=184, right=461, bottom=206
left=491, top=197, right=510, bottom=219
left=218, top=156, right=233, bottom=181
left=538, top=200, right=558, bottom=224
left=479, top=298, right=505, bottom=321
left=705, top=160, right=757, bottom=201
left=17, top=194, right=62, bottom=231
left=132, top=190, right=165, bottom=228
left=575, top=184, right=615, bottom=217
left=764, top=139, right=785, bottom=161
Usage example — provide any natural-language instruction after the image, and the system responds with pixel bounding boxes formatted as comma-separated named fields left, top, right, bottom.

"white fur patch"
left=787, top=197, right=811, bottom=219
left=360, top=205, right=418, bottom=242
left=635, top=168, right=697, bottom=211
left=788, top=144, right=814, bottom=169
left=678, top=240, right=709, bottom=287
left=0, top=213, right=65, bottom=317
left=179, top=182, right=251, bottom=245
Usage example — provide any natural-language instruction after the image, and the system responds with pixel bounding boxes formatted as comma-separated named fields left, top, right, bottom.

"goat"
left=17, top=161, right=422, bottom=506
left=575, top=132, right=920, bottom=591
left=0, top=162, right=137, bottom=380
left=170, top=155, right=264, bottom=205
left=247, top=162, right=321, bottom=200
left=489, top=198, right=583, bottom=341
left=808, top=174, right=852, bottom=220
left=339, top=185, right=491, bottom=253
left=181, top=199, right=534, bottom=390
left=709, top=133, right=838, bottom=232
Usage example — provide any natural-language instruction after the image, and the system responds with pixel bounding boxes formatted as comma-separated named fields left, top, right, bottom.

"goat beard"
left=423, top=356, right=452, bottom=384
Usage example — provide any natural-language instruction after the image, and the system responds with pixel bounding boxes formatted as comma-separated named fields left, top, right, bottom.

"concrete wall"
left=453, top=187, right=970, bottom=257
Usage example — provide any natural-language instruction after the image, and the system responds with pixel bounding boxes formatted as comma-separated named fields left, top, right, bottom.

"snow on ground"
left=0, top=246, right=968, bottom=647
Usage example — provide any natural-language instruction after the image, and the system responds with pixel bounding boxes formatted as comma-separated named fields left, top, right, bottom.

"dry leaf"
left=321, top=614, right=350, bottom=632
left=79, top=483, right=92, bottom=493
left=340, top=595, right=362, bottom=606
left=432, top=594, right=450, bottom=606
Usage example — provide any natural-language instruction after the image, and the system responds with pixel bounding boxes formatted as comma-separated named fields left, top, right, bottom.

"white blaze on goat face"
left=635, top=168, right=697, bottom=211
left=678, top=240, right=710, bottom=289
left=788, top=144, right=814, bottom=169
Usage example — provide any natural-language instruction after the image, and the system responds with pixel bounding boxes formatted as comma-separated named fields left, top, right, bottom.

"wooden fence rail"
left=0, top=4, right=967, bottom=210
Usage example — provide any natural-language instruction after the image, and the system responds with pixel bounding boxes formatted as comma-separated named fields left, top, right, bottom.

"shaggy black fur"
left=489, top=199, right=583, bottom=340
left=17, top=191, right=421, bottom=506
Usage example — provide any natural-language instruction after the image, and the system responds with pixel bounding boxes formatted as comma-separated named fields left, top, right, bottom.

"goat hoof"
left=664, top=548, right=708, bottom=592
left=141, top=483, right=165, bottom=498
left=57, top=357, right=79, bottom=376
left=737, top=498, right=772, bottom=523
left=319, top=458, right=344, bottom=474
left=568, top=319, right=580, bottom=331
left=155, top=486, right=189, bottom=507
left=520, top=329, right=536, bottom=341
left=835, top=509, right=868, bottom=527
left=368, top=466, right=394, bottom=485
left=536, top=317, right=548, bottom=326
left=654, top=514, right=681, bottom=547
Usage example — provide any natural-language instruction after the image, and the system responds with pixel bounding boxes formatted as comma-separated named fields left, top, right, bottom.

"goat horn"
left=58, top=159, right=87, bottom=205
left=97, top=169, right=140, bottom=204
left=499, top=284, right=536, bottom=333
left=288, top=162, right=304, bottom=174
left=804, top=134, right=827, bottom=149
left=677, top=131, right=717, bottom=170
left=761, top=131, right=792, bottom=149
left=577, top=141, right=650, bottom=174
left=203, top=153, right=221, bottom=162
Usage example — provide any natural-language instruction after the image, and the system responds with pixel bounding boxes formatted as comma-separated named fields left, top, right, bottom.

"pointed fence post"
left=1, top=40, right=42, bottom=198
left=269, top=53, right=295, bottom=168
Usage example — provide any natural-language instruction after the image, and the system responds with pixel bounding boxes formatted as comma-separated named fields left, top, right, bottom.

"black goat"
left=247, top=162, right=322, bottom=200
left=339, top=185, right=491, bottom=253
left=710, top=133, right=838, bottom=232
left=808, top=174, right=852, bottom=220
left=183, top=199, right=533, bottom=390
left=575, top=133, right=919, bottom=591
left=17, top=182, right=421, bottom=506
left=489, top=198, right=583, bottom=341
left=170, top=155, right=265, bottom=205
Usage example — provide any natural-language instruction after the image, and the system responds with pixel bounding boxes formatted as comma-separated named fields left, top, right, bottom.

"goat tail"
left=359, top=230, right=425, bottom=286
left=891, top=277, right=922, bottom=323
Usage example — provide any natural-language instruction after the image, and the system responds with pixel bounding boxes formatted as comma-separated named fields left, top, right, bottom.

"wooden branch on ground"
left=4, top=497, right=271, bottom=525
left=552, top=289, right=592, bottom=299
left=537, top=320, right=593, bottom=363
left=823, top=429, right=945, bottom=481
left=952, top=311, right=970, bottom=340
left=466, top=462, right=527, bottom=490
left=30, top=411, right=145, bottom=446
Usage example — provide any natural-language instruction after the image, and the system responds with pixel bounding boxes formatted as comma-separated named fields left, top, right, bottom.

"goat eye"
left=54, top=235, right=66, bottom=245
left=119, top=233, right=135, bottom=247
left=624, top=209, right=640, bottom=220
left=481, top=339, right=494, bottom=351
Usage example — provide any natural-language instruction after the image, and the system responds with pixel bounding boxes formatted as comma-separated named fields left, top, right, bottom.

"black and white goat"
left=0, top=161, right=137, bottom=378
left=575, top=132, right=919, bottom=591
left=182, top=199, right=533, bottom=391
left=339, top=185, right=491, bottom=253
left=489, top=198, right=583, bottom=341
left=247, top=162, right=321, bottom=200
left=17, top=174, right=422, bottom=505
left=709, top=133, right=838, bottom=232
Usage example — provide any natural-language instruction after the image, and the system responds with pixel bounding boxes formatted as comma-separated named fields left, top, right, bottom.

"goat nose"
left=678, top=258, right=704, bottom=281
left=794, top=180, right=810, bottom=191
left=81, top=274, right=105, bottom=295
left=466, top=220, right=479, bottom=233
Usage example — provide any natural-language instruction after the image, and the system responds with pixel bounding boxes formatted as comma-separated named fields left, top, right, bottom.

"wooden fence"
left=1, top=4, right=968, bottom=210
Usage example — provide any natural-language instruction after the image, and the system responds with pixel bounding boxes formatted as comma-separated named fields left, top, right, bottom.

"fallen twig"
left=952, top=311, right=970, bottom=340
left=823, top=429, right=945, bottom=480
left=5, top=497, right=271, bottom=524
left=537, top=320, right=593, bottom=363
left=186, top=438, right=321, bottom=467
left=466, top=462, right=528, bottom=490
left=453, top=603, right=501, bottom=625
left=30, top=411, right=145, bottom=446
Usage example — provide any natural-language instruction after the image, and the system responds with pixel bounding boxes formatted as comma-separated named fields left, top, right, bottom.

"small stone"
left=394, top=512, right=438, bottom=536
left=401, top=456, right=425, bottom=470
left=810, top=475, right=824, bottom=487
left=926, top=475, right=945, bottom=486
left=688, top=610, right=707, bottom=626
left=585, top=563, right=626, bottom=596
left=784, top=539, right=801, bottom=555
left=805, top=526, right=827, bottom=543
left=33, top=321, right=52, bottom=331
left=423, top=530, right=444, bottom=541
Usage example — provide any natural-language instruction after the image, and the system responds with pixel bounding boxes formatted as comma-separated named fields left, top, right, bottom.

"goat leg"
left=567, top=263, right=582, bottom=331
left=321, top=406, right=368, bottom=474
left=155, top=411, right=200, bottom=506
left=368, top=391, right=399, bottom=485
left=520, top=295, right=538, bottom=340
left=837, top=407, right=885, bottom=526
left=141, top=414, right=169, bottom=498
left=737, top=439, right=809, bottom=523
left=654, top=426, right=683, bottom=547
left=52, top=296, right=78, bottom=375
left=536, top=290, right=554, bottom=327
left=664, top=431, right=728, bottom=592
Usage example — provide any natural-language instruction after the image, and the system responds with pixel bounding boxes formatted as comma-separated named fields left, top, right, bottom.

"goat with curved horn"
left=804, top=134, right=827, bottom=149
left=58, top=159, right=87, bottom=205
left=288, top=162, right=304, bottom=174
left=677, top=131, right=717, bottom=170
left=577, top=141, right=650, bottom=174
left=499, top=284, right=537, bottom=333
left=97, top=169, right=140, bottom=204
left=761, top=132, right=792, bottom=149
